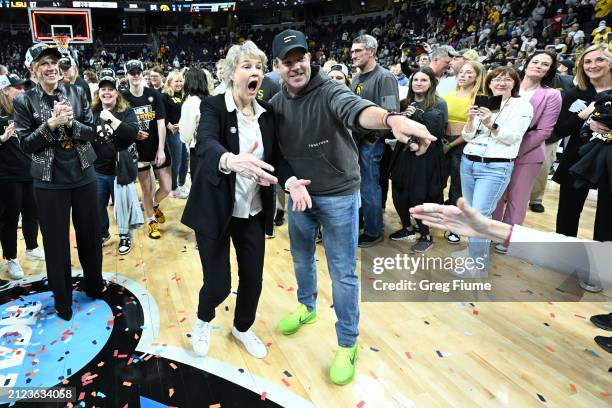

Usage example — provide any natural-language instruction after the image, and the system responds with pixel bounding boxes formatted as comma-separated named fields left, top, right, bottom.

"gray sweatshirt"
left=351, top=64, right=400, bottom=141
left=271, top=66, right=375, bottom=196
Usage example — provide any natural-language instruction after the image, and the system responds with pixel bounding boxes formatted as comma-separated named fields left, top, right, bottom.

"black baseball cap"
left=0, top=73, right=28, bottom=90
left=272, top=29, right=308, bottom=60
left=98, top=68, right=116, bottom=88
left=24, top=43, right=62, bottom=68
left=124, top=60, right=144, bottom=74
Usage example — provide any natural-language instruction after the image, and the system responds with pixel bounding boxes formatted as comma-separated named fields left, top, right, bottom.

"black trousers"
left=379, top=143, right=392, bottom=209
left=556, top=181, right=612, bottom=242
left=0, top=181, right=39, bottom=259
left=445, top=137, right=464, bottom=205
left=34, top=181, right=103, bottom=312
left=392, top=184, right=429, bottom=236
left=195, top=213, right=265, bottom=331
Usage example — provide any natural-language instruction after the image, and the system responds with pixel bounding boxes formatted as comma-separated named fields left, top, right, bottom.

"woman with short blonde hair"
left=552, top=43, right=612, bottom=241
left=223, top=41, right=268, bottom=89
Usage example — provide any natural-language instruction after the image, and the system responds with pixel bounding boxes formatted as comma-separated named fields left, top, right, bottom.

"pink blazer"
left=515, top=85, right=562, bottom=164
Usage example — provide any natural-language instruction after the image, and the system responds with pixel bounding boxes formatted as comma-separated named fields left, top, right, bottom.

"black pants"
left=195, top=213, right=265, bottom=331
left=379, top=143, right=392, bottom=209
left=556, top=181, right=612, bottom=242
left=0, top=181, right=39, bottom=259
left=392, top=184, right=429, bottom=236
left=34, top=182, right=103, bottom=312
left=445, top=137, right=464, bottom=205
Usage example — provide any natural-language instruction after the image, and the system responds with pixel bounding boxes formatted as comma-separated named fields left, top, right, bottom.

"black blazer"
left=181, top=93, right=293, bottom=239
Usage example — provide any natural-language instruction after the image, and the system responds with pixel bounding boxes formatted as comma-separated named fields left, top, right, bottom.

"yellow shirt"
left=443, top=92, right=472, bottom=125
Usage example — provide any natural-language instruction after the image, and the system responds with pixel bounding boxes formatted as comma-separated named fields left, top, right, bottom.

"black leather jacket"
left=13, top=82, right=96, bottom=182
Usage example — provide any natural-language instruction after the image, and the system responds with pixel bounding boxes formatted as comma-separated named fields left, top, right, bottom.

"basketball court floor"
left=0, top=180, right=610, bottom=408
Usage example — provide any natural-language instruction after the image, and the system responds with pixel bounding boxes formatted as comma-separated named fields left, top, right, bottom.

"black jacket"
left=181, top=93, right=294, bottom=239
left=13, top=83, right=96, bottom=182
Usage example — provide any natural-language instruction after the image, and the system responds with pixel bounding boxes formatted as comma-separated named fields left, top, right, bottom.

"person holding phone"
left=492, top=51, right=562, bottom=253
left=441, top=60, right=486, bottom=244
left=0, top=73, right=45, bottom=280
left=389, top=67, right=448, bottom=252
left=459, top=67, right=533, bottom=273
left=551, top=44, right=612, bottom=242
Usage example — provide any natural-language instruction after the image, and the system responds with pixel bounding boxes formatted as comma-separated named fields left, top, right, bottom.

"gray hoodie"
left=270, top=66, right=375, bottom=196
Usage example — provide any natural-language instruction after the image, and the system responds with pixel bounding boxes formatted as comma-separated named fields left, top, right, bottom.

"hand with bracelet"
left=383, top=111, right=435, bottom=155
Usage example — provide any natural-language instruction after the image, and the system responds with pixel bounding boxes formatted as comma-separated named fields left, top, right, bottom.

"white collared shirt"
left=223, top=89, right=266, bottom=219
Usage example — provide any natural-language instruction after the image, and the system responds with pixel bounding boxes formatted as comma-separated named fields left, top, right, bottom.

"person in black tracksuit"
left=0, top=73, right=43, bottom=281
left=14, top=44, right=105, bottom=321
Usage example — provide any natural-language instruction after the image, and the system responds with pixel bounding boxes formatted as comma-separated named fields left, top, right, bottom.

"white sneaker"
left=494, top=243, right=508, bottom=254
left=25, top=247, right=45, bottom=262
left=191, top=319, right=212, bottom=357
left=172, top=186, right=189, bottom=199
left=231, top=326, right=267, bottom=359
left=17, top=215, right=22, bottom=229
left=7, top=259, right=24, bottom=279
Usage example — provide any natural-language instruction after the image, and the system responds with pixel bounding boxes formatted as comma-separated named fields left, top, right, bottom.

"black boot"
left=594, top=336, right=612, bottom=354
left=591, top=313, right=612, bottom=331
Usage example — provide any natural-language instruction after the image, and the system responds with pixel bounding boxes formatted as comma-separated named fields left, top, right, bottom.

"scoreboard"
left=0, top=1, right=237, bottom=12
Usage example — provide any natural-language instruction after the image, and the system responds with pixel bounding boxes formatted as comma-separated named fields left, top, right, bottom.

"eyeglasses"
left=491, top=77, right=514, bottom=83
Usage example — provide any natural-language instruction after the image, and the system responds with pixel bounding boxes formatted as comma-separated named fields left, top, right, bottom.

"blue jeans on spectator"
left=96, top=172, right=115, bottom=238
left=288, top=192, right=361, bottom=348
left=167, top=132, right=188, bottom=190
left=460, top=156, right=514, bottom=268
left=359, top=140, right=385, bottom=238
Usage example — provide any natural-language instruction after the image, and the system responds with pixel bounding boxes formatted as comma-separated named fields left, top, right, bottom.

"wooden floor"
left=4, top=180, right=612, bottom=407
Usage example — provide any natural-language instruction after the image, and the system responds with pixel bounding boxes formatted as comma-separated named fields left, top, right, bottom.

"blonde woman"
left=442, top=60, right=486, bottom=244
left=162, top=70, right=187, bottom=198
left=182, top=41, right=279, bottom=360
left=552, top=44, right=612, bottom=241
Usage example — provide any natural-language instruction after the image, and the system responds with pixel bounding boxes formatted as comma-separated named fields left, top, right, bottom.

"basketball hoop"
left=52, top=35, right=71, bottom=55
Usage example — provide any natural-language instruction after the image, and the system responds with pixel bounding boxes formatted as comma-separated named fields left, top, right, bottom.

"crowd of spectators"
left=0, top=0, right=608, bottom=78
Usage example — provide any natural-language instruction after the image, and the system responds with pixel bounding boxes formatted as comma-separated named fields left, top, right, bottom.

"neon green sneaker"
left=277, top=303, right=317, bottom=335
left=329, top=345, right=358, bottom=385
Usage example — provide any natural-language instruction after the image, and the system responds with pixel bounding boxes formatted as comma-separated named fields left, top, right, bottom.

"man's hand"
left=387, top=114, right=437, bottom=156
left=288, top=179, right=312, bottom=212
left=225, top=141, right=278, bottom=186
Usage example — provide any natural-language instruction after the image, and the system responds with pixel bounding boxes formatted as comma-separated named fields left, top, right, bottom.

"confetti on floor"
left=370, top=347, right=379, bottom=352
left=356, top=401, right=365, bottom=408
left=405, top=351, right=412, bottom=359
left=544, top=345, right=556, bottom=353
left=260, top=392, right=267, bottom=400
left=569, top=384, right=577, bottom=393
left=537, top=393, right=546, bottom=402
left=283, top=370, right=292, bottom=378
left=281, top=378, right=290, bottom=387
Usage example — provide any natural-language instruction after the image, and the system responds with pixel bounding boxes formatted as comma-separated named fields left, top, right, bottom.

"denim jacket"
left=13, top=83, right=96, bottom=182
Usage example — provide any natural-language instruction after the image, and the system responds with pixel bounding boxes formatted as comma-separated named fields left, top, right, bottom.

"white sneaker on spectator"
left=17, top=215, right=22, bottom=229
left=191, top=319, right=212, bottom=357
left=172, top=187, right=189, bottom=199
left=7, top=259, right=24, bottom=279
left=231, top=326, right=267, bottom=359
left=25, top=247, right=45, bottom=262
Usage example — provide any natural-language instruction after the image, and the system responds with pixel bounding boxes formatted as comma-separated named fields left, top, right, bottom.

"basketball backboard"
left=28, top=8, right=93, bottom=44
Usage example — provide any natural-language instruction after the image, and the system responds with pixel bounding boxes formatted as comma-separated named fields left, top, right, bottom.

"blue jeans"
left=167, top=132, right=189, bottom=190
left=288, top=192, right=361, bottom=347
left=460, top=156, right=514, bottom=267
left=96, top=172, right=115, bottom=237
left=359, top=140, right=385, bottom=237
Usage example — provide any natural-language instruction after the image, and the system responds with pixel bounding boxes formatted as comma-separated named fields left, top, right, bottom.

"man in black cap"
left=270, top=29, right=436, bottom=385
